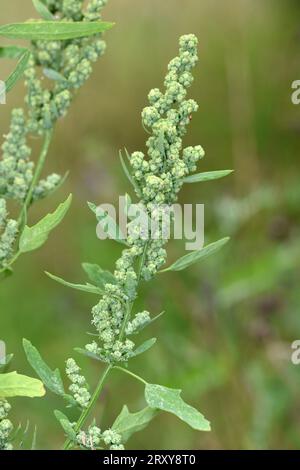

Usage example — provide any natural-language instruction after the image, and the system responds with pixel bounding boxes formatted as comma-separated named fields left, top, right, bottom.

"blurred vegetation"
left=1, top=0, right=300, bottom=449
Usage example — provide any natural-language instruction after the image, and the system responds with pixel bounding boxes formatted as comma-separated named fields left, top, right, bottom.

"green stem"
left=113, top=366, right=147, bottom=385
left=63, top=243, right=150, bottom=449
left=0, top=251, right=21, bottom=276
left=18, top=129, right=53, bottom=228
left=63, top=364, right=113, bottom=450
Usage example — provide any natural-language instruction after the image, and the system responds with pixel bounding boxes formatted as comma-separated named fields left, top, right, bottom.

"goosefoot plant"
left=24, top=34, right=232, bottom=450
left=0, top=0, right=113, bottom=279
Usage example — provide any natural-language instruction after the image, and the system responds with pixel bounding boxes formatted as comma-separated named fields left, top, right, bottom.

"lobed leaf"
left=145, top=384, right=210, bottom=431
left=0, top=371, right=45, bottom=398
left=19, top=194, right=72, bottom=253
left=23, top=339, right=65, bottom=396
left=161, top=237, right=230, bottom=272
left=112, top=405, right=157, bottom=443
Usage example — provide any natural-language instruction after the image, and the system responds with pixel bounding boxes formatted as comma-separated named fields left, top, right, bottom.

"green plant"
left=0, top=353, right=45, bottom=450
left=0, top=0, right=113, bottom=279
left=24, top=34, right=232, bottom=450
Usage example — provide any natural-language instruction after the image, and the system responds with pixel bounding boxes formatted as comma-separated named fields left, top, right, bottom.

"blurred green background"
left=1, top=0, right=300, bottom=449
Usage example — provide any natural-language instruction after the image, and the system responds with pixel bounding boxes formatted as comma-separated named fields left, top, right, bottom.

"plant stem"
left=18, top=129, right=53, bottom=229
left=63, top=364, right=113, bottom=450
left=64, top=243, right=150, bottom=449
left=0, top=251, right=21, bottom=275
left=113, top=366, right=147, bottom=385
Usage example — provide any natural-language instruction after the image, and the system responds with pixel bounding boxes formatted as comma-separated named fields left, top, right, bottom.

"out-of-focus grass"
left=0, top=0, right=300, bottom=449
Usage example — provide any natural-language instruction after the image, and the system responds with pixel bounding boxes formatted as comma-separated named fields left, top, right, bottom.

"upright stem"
left=18, top=129, right=53, bottom=229
left=63, top=364, right=113, bottom=450
left=63, top=242, right=150, bottom=449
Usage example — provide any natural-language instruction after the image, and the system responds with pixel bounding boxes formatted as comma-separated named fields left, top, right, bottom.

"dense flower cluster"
left=85, top=34, right=204, bottom=363
left=0, top=199, right=18, bottom=268
left=0, top=400, right=13, bottom=450
left=0, top=0, right=109, bottom=271
left=24, top=0, right=108, bottom=134
left=66, top=358, right=91, bottom=408
left=76, top=425, right=124, bottom=450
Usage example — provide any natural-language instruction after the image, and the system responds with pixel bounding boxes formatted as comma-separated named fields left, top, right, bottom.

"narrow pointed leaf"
left=0, top=372, right=45, bottom=398
left=119, top=150, right=140, bottom=195
left=124, top=149, right=141, bottom=195
left=32, top=0, right=55, bottom=20
left=19, top=194, right=72, bottom=253
left=45, top=271, right=102, bottom=295
left=1, top=49, right=31, bottom=99
left=0, top=21, right=114, bottom=41
left=145, top=384, right=210, bottom=431
left=74, top=348, right=106, bottom=363
left=130, top=338, right=157, bottom=358
left=112, top=405, right=157, bottom=443
left=0, top=46, right=27, bottom=59
left=130, top=311, right=165, bottom=335
left=161, top=237, right=230, bottom=272
left=184, top=170, right=233, bottom=184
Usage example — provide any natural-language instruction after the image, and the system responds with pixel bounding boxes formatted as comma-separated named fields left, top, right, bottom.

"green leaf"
left=88, top=201, right=127, bottom=245
left=82, top=262, right=116, bottom=289
left=0, top=49, right=31, bottom=101
left=124, top=193, right=132, bottom=217
left=129, top=311, right=165, bottom=335
left=45, top=271, right=102, bottom=295
left=0, top=45, right=27, bottom=59
left=112, top=405, right=157, bottom=443
left=23, top=339, right=65, bottom=396
left=74, top=347, right=106, bottom=363
left=130, top=338, right=157, bottom=358
left=0, top=371, right=45, bottom=398
left=184, top=170, right=233, bottom=184
left=0, top=21, right=114, bottom=41
left=119, top=150, right=140, bottom=195
left=54, top=410, right=76, bottom=441
left=145, top=384, right=210, bottom=431
left=19, top=194, right=72, bottom=253
left=32, top=0, right=55, bottom=20
left=161, top=237, right=230, bottom=272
